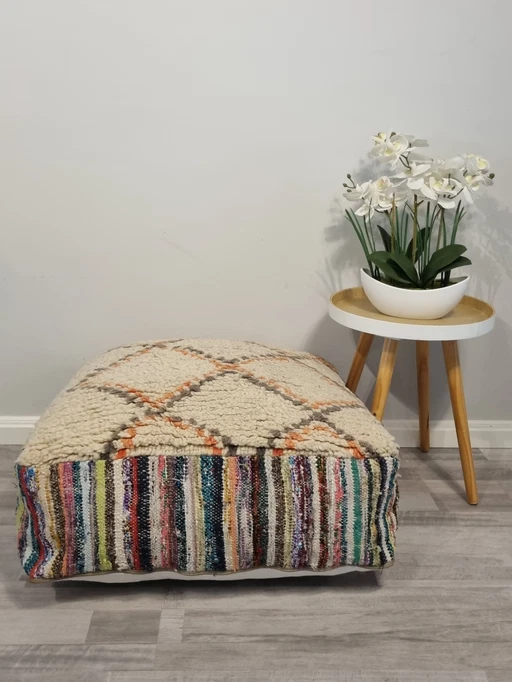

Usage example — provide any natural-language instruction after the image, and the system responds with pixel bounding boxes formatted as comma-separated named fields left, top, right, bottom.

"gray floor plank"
left=157, top=610, right=185, bottom=644
left=0, top=447, right=21, bottom=473
left=110, top=675, right=169, bottom=682
left=0, top=580, right=170, bottom=611
left=166, top=577, right=512, bottom=612
left=399, top=510, right=512, bottom=527
left=0, top=609, right=92, bottom=645
left=397, top=490, right=439, bottom=511
left=431, top=492, right=512, bottom=512
left=414, top=463, right=512, bottom=481
left=422, top=478, right=509, bottom=495
left=164, top=571, right=382, bottom=610
left=180, top=606, right=512, bottom=643
left=393, top=525, right=512, bottom=563
left=86, top=610, right=162, bottom=644
left=501, top=480, right=512, bottom=497
left=0, top=644, right=156, bottom=671
left=481, top=449, right=512, bottom=466
left=0, top=476, right=17, bottom=492
left=383, top=565, right=512, bottom=580
left=1, top=673, right=110, bottom=682
left=154, top=640, right=512, bottom=672
left=113, top=672, right=489, bottom=682
left=400, top=447, right=488, bottom=461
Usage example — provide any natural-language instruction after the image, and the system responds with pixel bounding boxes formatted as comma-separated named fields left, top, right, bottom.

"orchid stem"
left=435, top=208, right=446, bottom=263
left=422, top=202, right=430, bottom=273
left=391, top=198, right=397, bottom=253
left=412, top=195, right=418, bottom=265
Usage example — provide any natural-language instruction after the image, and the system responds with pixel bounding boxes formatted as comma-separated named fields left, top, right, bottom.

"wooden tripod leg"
left=416, top=340, right=430, bottom=452
left=442, top=340, right=478, bottom=505
left=346, top=333, right=374, bottom=393
left=371, top=338, right=398, bottom=422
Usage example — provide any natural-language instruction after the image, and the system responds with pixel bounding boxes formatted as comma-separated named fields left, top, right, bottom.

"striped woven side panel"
left=16, top=454, right=399, bottom=580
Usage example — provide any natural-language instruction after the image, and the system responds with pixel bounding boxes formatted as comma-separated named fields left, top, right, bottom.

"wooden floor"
left=1, top=445, right=512, bottom=681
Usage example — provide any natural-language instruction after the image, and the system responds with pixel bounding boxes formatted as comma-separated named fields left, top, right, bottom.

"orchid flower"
left=353, top=184, right=388, bottom=218
left=370, top=132, right=411, bottom=169
left=343, top=181, right=371, bottom=203
left=464, top=154, right=490, bottom=175
left=440, top=156, right=466, bottom=172
left=426, top=175, right=461, bottom=209
left=344, top=176, right=402, bottom=218
left=460, top=171, right=493, bottom=204
left=403, top=135, right=429, bottom=148
left=394, top=162, right=431, bottom=191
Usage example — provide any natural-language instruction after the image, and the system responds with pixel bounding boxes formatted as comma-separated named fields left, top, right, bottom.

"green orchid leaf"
left=377, top=225, right=392, bottom=252
left=368, top=251, right=420, bottom=287
left=434, top=256, right=472, bottom=277
left=368, top=252, right=410, bottom=284
left=386, top=252, right=421, bottom=286
left=421, top=244, right=468, bottom=287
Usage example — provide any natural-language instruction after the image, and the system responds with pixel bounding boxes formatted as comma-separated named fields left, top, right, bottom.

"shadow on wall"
left=306, top=158, right=512, bottom=420
left=465, top=194, right=512, bottom=305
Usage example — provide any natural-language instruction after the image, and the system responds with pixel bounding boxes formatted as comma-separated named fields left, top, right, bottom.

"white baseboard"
left=1, top=416, right=511, bottom=449
left=387, top=419, right=512, bottom=449
left=0, top=417, right=39, bottom=445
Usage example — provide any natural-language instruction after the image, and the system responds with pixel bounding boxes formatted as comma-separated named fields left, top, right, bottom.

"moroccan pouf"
left=16, top=338, right=399, bottom=581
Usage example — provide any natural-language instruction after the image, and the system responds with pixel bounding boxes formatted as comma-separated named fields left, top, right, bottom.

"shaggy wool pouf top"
left=19, top=338, right=398, bottom=466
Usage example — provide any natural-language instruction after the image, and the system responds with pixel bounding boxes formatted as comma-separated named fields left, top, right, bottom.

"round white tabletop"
left=329, top=287, right=495, bottom=341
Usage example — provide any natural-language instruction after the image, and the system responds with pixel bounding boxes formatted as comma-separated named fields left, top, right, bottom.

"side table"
left=329, top=287, right=495, bottom=505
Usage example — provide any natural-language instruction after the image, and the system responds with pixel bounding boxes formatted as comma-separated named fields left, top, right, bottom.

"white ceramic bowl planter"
left=360, top=268, right=470, bottom=320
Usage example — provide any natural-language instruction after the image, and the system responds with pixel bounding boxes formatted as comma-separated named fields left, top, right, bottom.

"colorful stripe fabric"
left=16, top=453, right=399, bottom=580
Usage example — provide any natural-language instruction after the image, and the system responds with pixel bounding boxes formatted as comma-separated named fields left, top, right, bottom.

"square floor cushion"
left=16, top=338, right=399, bottom=580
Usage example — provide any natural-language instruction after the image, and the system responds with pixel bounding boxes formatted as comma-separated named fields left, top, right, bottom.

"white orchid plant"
left=344, top=132, right=495, bottom=289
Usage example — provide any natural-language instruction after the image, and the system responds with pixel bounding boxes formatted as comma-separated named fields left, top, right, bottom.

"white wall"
left=1, top=0, right=512, bottom=427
